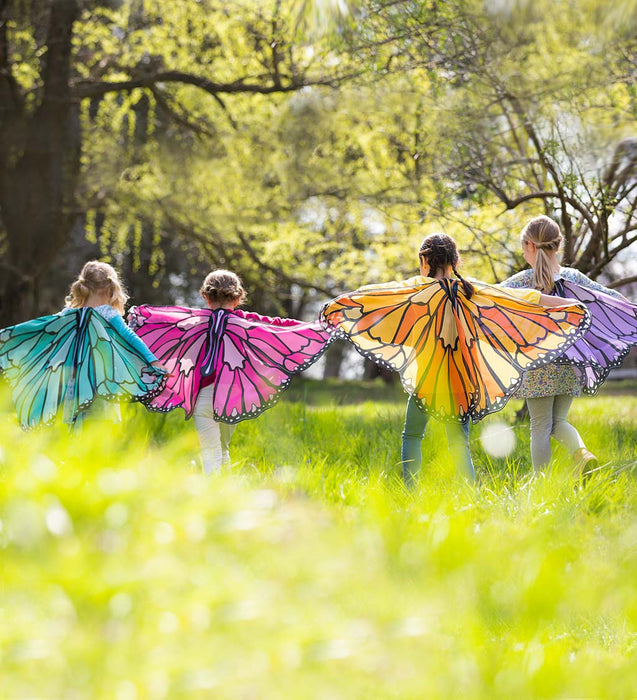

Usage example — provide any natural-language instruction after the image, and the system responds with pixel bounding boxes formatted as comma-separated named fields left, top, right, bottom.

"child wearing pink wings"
left=128, top=270, right=333, bottom=474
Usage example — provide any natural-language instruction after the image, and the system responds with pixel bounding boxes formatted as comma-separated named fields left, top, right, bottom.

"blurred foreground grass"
left=0, top=380, right=636, bottom=698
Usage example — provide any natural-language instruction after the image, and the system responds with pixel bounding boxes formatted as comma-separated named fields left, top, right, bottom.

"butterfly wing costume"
left=549, top=280, right=637, bottom=394
left=320, top=276, right=590, bottom=422
left=127, top=305, right=334, bottom=423
left=500, top=267, right=637, bottom=395
left=0, top=307, right=166, bottom=429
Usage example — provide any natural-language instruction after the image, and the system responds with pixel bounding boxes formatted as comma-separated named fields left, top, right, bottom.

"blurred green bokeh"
left=0, top=382, right=636, bottom=698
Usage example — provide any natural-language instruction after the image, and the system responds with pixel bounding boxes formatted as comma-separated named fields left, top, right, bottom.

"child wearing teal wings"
left=0, top=261, right=166, bottom=430
left=321, top=233, right=590, bottom=484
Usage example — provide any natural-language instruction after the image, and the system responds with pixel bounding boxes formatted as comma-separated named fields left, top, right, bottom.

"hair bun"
left=200, top=270, right=247, bottom=305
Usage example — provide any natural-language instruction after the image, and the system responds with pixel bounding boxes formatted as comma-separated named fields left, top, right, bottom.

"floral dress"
left=500, top=267, right=625, bottom=398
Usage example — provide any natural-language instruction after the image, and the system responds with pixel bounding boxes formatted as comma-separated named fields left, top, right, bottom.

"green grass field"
left=1, top=380, right=636, bottom=699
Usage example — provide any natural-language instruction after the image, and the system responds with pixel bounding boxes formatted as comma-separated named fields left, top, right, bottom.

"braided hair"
left=200, top=269, right=247, bottom=306
left=418, top=233, right=474, bottom=298
left=520, top=215, right=561, bottom=294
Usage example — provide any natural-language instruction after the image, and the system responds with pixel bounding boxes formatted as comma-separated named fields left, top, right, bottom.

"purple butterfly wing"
left=211, top=314, right=333, bottom=423
left=553, top=281, right=637, bottom=393
left=128, top=305, right=211, bottom=416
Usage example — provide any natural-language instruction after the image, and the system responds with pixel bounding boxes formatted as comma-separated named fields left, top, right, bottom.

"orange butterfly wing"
left=321, top=276, right=589, bottom=422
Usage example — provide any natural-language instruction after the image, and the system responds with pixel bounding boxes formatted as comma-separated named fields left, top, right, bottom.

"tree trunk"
left=0, top=0, right=80, bottom=326
left=323, top=341, right=346, bottom=379
left=363, top=357, right=396, bottom=383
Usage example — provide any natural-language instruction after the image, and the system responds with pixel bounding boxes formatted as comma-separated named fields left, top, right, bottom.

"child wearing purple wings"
left=500, top=215, right=637, bottom=474
left=128, top=270, right=333, bottom=474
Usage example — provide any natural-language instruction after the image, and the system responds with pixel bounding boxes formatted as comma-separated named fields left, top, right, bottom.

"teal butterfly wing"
left=0, top=311, right=77, bottom=428
left=0, top=309, right=164, bottom=429
left=81, top=312, right=165, bottom=405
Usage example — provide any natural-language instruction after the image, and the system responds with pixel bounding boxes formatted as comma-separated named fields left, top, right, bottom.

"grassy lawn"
left=0, top=380, right=636, bottom=698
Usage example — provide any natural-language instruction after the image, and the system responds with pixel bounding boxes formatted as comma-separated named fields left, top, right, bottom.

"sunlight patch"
left=480, top=420, right=516, bottom=458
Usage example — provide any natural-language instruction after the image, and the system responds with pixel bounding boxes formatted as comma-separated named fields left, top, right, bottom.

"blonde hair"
left=200, top=269, right=247, bottom=305
left=520, top=215, right=562, bottom=293
left=65, top=260, right=128, bottom=315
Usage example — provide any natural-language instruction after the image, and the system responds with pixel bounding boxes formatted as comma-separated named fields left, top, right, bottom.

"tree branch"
left=71, top=69, right=359, bottom=100
left=149, top=197, right=336, bottom=299
left=149, top=86, right=218, bottom=135
left=585, top=233, right=637, bottom=276
left=607, top=274, right=637, bottom=289
left=236, top=230, right=336, bottom=298
left=501, top=189, right=597, bottom=233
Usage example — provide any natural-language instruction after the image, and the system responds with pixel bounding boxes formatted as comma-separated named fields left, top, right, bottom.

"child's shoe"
left=573, top=447, right=598, bottom=476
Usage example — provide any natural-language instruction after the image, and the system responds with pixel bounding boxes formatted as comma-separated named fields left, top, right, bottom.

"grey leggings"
left=526, top=395, right=585, bottom=471
left=193, top=385, right=236, bottom=474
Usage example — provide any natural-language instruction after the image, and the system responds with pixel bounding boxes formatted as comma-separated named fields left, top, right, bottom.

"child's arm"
left=500, top=267, right=628, bottom=301
left=567, top=269, right=628, bottom=301
left=495, top=286, right=580, bottom=308
left=233, top=308, right=307, bottom=327
left=108, top=313, right=163, bottom=366
left=538, top=293, right=581, bottom=307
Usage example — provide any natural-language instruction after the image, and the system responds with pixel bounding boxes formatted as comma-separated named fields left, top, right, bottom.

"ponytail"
left=531, top=246, right=555, bottom=294
left=520, top=215, right=562, bottom=293
left=66, top=279, right=91, bottom=308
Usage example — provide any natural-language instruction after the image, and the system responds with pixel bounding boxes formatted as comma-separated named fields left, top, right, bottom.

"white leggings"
left=192, top=386, right=236, bottom=474
left=526, top=395, right=585, bottom=471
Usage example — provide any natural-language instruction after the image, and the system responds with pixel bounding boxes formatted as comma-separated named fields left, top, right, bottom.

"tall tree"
left=0, top=0, right=357, bottom=324
left=364, top=0, right=637, bottom=283
left=0, top=0, right=81, bottom=323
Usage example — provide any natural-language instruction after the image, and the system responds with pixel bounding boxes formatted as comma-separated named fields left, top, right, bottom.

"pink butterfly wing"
left=128, top=306, right=211, bottom=416
left=212, top=314, right=332, bottom=423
